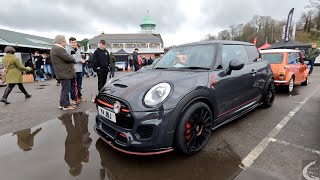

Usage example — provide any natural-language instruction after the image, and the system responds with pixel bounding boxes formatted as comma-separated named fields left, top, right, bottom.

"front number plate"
left=98, top=106, right=116, bottom=123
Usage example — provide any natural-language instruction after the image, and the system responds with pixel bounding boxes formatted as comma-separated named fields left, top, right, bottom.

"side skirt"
left=212, top=102, right=262, bottom=131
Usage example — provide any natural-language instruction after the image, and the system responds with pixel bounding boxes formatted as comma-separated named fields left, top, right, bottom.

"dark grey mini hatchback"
left=94, top=40, right=275, bottom=155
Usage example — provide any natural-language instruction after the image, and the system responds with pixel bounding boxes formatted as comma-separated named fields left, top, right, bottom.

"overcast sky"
left=0, top=0, right=310, bottom=46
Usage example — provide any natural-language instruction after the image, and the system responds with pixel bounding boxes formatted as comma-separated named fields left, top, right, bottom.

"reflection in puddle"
left=96, top=138, right=242, bottom=180
left=59, top=112, right=92, bottom=177
left=0, top=112, right=242, bottom=180
left=13, top=128, right=42, bottom=151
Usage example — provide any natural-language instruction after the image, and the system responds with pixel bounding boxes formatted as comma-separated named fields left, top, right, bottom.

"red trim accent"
left=217, top=95, right=261, bottom=118
left=119, top=132, right=126, bottom=138
left=97, top=99, right=113, bottom=108
left=95, top=129, right=174, bottom=155
left=97, top=99, right=130, bottom=113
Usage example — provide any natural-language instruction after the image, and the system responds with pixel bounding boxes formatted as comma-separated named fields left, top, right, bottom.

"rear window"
left=261, top=53, right=283, bottom=64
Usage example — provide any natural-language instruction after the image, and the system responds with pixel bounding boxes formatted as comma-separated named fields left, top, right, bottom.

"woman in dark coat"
left=0, top=46, right=32, bottom=104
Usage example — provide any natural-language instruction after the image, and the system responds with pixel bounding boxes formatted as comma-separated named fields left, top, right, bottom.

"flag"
left=284, top=8, right=294, bottom=42
left=253, top=37, right=257, bottom=45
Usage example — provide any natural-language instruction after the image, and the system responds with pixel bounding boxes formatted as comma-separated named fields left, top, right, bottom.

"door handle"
left=251, top=69, right=257, bottom=74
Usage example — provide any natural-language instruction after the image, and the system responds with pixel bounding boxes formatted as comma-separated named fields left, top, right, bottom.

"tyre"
left=262, top=80, right=276, bottom=108
left=286, top=77, right=294, bottom=93
left=174, top=102, right=213, bottom=155
left=301, top=76, right=308, bottom=86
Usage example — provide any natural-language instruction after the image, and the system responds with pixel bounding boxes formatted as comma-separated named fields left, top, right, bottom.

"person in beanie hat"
left=0, top=46, right=32, bottom=105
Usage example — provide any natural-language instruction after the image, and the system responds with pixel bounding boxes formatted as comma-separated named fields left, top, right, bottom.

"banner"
left=284, top=8, right=294, bottom=42
left=253, top=37, right=257, bottom=45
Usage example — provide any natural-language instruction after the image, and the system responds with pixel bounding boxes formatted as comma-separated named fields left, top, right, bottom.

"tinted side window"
left=245, top=45, right=260, bottom=62
left=222, top=45, right=249, bottom=69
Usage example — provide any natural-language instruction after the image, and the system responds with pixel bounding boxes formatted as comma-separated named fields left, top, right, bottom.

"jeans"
left=97, top=68, right=109, bottom=91
left=110, top=67, right=115, bottom=78
left=308, top=59, right=315, bottom=74
left=70, top=72, right=83, bottom=100
left=37, top=68, right=44, bottom=79
left=60, top=79, right=71, bottom=108
left=44, top=64, right=52, bottom=77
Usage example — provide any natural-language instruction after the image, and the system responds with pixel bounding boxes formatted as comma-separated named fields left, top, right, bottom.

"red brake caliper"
left=185, top=122, right=192, bottom=140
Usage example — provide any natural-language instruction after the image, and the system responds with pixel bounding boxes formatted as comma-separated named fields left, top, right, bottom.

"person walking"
left=92, top=40, right=110, bottom=91
left=66, top=37, right=86, bottom=105
left=132, top=48, right=140, bottom=71
left=34, top=51, right=45, bottom=81
left=306, top=43, right=320, bottom=76
left=50, top=35, right=77, bottom=110
left=43, top=53, right=53, bottom=79
left=0, top=46, right=32, bottom=105
left=109, top=52, right=116, bottom=78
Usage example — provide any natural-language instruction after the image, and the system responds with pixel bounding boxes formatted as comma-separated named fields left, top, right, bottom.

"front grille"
left=136, top=125, right=153, bottom=139
left=97, top=95, right=134, bottom=129
left=101, top=122, right=117, bottom=138
left=97, top=95, right=129, bottom=109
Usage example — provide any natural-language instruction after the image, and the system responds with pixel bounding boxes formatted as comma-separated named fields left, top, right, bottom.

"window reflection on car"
left=153, top=45, right=216, bottom=69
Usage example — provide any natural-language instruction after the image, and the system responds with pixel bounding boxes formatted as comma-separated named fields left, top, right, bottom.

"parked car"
left=315, top=49, right=320, bottom=65
left=115, top=61, right=127, bottom=71
left=93, top=40, right=275, bottom=155
left=260, top=49, right=309, bottom=93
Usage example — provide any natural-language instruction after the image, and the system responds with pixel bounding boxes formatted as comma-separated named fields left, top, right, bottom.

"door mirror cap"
left=229, top=59, right=245, bottom=71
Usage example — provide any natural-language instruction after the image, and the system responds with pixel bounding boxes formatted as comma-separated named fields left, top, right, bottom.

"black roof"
left=114, top=49, right=129, bottom=55
left=267, top=39, right=311, bottom=49
left=175, top=40, right=254, bottom=48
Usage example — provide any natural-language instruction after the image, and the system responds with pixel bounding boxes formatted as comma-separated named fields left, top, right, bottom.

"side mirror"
left=229, top=59, right=245, bottom=70
left=224, top=59, right=245, bottom=75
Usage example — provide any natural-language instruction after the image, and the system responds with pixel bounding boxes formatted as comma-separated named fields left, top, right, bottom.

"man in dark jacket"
left=306, top=43, right=320, bottom=75
left=34, top=51, right=45, bottom=81
left=109, top=52, right=116, bottom=78
left=133, top=48, right=139, bottom=71
left=50, top=35, right=77, bottom=110
left=92, top=40, right=110, bottom=91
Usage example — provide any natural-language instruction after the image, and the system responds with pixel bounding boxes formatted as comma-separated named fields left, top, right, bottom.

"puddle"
left=35, top=87, right=44, bottom=90
left=38, top=85, right=49, bottom=87
left=0, top=112, right=242, bottom=180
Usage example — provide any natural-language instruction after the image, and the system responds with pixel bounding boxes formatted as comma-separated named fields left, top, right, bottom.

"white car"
left=315, top=50, right=320, bottom=65
left=115, top=62, right=127, bottom=71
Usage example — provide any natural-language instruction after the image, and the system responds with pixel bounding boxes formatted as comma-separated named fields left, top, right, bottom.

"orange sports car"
left=260, top=49, right=309, bottom=93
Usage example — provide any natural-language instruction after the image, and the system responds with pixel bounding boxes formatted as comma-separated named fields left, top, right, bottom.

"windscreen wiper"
left=179, top=67, right=211, bottom=70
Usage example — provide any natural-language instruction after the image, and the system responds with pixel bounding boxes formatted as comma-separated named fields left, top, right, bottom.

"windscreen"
left=154, top=44, right=216, bottom=69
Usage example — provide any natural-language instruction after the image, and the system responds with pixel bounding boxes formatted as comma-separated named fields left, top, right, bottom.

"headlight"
left=144, top=83, right=172, bottom=107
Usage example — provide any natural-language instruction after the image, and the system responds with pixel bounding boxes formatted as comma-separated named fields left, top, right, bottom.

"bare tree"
left=217, top=30, right=231, bottom=40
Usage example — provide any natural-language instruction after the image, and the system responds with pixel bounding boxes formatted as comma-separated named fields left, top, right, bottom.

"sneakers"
left=71, top=100, right=78, bottom=105
left=63, top=106, right=76, bottom=111
left=0, top=98, right=10, bottom=105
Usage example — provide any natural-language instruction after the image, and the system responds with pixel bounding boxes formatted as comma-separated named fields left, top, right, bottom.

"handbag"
left=22, top=72, right=34, bottom=83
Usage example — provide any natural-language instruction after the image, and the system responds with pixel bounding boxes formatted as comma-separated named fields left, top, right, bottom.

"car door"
left=213, top=44, right=256, bottom=122
left=287, top=52, right=299, bottom=83
left=296, top=52, right=306, bottom=83
left=244, top=45, right=267, bottom=98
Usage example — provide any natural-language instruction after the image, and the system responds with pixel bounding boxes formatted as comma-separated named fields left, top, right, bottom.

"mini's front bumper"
left=95, top=109, right=175, bottom=155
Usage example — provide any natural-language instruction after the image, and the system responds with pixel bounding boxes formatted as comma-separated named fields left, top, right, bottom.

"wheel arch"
left=166, top=89, right=217, bottom=133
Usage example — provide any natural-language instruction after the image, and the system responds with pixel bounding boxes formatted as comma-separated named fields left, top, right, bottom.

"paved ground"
left=0, top=68, right=319, bottom=180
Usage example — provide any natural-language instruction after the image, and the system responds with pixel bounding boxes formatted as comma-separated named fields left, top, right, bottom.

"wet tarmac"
left=0, top=111, right=242, bottom=180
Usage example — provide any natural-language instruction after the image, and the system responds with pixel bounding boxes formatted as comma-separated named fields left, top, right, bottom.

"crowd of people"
left=0, top=35, right=157, bottom=107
